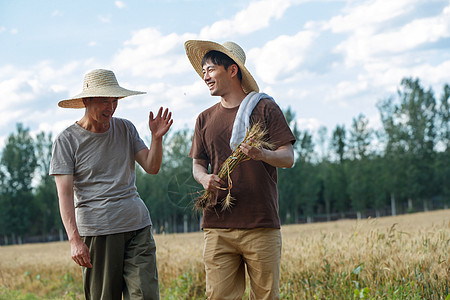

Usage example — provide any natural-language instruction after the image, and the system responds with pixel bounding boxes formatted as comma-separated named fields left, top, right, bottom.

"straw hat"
left=58, top=69, right=145, bottom=108
left=184, top=40, right=259, bottom=94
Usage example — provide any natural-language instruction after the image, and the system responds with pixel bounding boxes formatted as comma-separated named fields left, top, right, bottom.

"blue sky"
left=1, top=0, right=450, bottom=149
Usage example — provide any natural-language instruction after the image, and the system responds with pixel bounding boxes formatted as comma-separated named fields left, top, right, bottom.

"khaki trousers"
left=82, top=226, right=159, bottom=300
left=203, top=228, right=282, bottom=300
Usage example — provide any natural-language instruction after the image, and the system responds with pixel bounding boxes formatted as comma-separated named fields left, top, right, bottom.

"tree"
left=330, top=125, right=346, bottom=163
left=438, top=84, right=450, bottom=150
left=348, top=114, right=372, bottom=160
left=33, top=131, right=61, bottom=239
left=377, top=97, right=408, bottom=215
left=369, top=155, right=389, bottom=217
left=278, top=108, right=320, bottom=224
left=164, top=128, right=199, bottom=232
left=347, top=114, right=373, bottom=218
left=278, top=164, right=299, bottom=224
left=137, top=128, right=199, bottom=233
left=398, top=78, right=437, bottom=211
left=328, top=125, right=349, bottom=217
left=0, top=167, right=10, bottom=243
left=283, top=107, right=301, bottom=154
left=436, top=84, right=450, bottom=208
left=291, top=130, right=320, bottom=223
left=316, top=126, right=328, bottom=161
left=377, top=78, right=438, bottom=213
left=0, top=124, right=37, bottom=243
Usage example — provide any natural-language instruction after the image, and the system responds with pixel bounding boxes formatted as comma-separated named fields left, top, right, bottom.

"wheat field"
left=0, top=210, right=449, bottom=299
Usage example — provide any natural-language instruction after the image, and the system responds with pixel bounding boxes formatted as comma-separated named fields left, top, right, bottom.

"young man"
left=185, top=41, right=296, bottom=299
left=50, top=69, right=173, bottom=300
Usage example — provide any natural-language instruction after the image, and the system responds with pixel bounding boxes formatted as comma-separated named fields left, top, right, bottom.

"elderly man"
left=50, top=69, right=172, bottom=300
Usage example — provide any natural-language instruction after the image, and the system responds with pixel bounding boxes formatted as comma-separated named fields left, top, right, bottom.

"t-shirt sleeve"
left=257, top=99, right=296, bottom=149
left=189, top=115, right=209, bottom=161
left=124, top=119, right=147, bottom=154
left=49, top=134, right=75, bottom=176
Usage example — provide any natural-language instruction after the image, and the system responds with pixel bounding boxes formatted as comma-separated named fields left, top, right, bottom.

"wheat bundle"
left=195, top=122, right=274, bottom=212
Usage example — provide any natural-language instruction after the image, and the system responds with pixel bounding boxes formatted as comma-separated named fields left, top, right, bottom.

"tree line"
left=0, top=77, right=448, bottom=245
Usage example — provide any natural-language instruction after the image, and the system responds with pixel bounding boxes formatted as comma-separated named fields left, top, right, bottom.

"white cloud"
left=199, top=0, right=295, bottom=39
left=112, top=28, right=193, bottom=77
left=0, top=61, right=91, bottom=140
left=0, top=108, right=27, bottom=129
left=298, top=117, right=322, bottom=132
left=111, top=0, right=302, bottom=82
left=411, top=59, right=450, bottom=90
left=0, top=74, right=34, bottom=110
left=98, top=15, right=112, bottom=23
left=1, top=0, right=449, bottom=150
left=123, top=28, right=180, bottom=56
left=327, top=0, right=417, bottom=33
left=120, top=79, right=206, bottom=114
left=10, top=28, right=18, bottom=34
left=367, top=4, right=450, bottom=52
left=115, top=1, right=126, bottom=9
left=327, top=79, right=369, bottom=103
left=306, top=0, right=450, bottom=123
left=52, top=10, right=63, bottom=17
left=39, top=114, right=80, bottom=138
left=331, top=1, right=450, bottom=66
left=248, top=30, right=317, bottom=83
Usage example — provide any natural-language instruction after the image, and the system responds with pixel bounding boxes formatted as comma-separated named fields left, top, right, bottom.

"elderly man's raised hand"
left=149, top=107, right=173, bottom=139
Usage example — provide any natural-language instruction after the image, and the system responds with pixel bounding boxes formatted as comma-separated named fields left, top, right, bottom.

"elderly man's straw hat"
left=58, top=69, right=145, bottom=108
left=184, top=40, right=259, bottom=94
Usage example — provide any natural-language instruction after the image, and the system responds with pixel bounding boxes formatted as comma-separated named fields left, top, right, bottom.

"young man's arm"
left=193, top=158, right=225, bottom=191
left=240, top=141, right=294, bottom=168
left=54, top=174, right=92, bottom=268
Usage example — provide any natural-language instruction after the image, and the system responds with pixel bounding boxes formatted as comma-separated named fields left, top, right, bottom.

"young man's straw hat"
left=184, top=40, right=259, bottom=94
left=58, top=69, right=145, bottom=109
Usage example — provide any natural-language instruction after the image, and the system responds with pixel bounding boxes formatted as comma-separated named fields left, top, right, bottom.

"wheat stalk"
left=195, top=122, right=274, bottom=212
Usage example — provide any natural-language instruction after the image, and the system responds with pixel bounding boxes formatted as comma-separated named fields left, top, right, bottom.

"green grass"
left=3, top=266, right=448, bottom=300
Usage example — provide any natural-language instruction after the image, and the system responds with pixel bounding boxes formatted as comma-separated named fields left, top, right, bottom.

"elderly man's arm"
left=135, top=107, right=173, bottom=174
left=54, top=174, right=92, bottom=268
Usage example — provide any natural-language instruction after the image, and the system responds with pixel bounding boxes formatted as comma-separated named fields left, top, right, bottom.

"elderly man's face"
left=85, top=97, right=118, bottom=125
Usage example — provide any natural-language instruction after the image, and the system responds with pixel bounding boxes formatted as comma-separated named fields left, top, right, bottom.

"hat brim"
left=58, top=87, right=145, bottom=109
left=184, top=40, right=259, bottom=94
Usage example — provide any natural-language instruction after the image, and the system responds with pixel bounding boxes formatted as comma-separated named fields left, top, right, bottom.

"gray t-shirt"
left=50, top=117, right=151, bottom=236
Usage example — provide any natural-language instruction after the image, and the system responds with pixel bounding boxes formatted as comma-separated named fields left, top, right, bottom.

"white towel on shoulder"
left=229, top=91, right=274, bottom=150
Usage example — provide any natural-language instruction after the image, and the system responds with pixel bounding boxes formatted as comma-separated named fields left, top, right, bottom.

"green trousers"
left=82, top=226, right=159, bottom=300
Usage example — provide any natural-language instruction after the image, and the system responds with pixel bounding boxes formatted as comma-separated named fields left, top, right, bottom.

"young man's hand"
left=199, top=173, right=225, bottom=191
left=240, top=139, right=265, bottom=161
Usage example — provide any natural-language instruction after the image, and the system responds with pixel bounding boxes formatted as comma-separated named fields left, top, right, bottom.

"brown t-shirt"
left=190, top=98, right=296, bottom=229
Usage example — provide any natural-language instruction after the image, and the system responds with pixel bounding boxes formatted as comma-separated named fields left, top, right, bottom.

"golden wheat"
left=1, top=210, right=448, bottom=299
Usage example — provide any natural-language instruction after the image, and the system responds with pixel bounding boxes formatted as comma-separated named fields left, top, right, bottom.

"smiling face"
left=84, top=97, right=118, bottom=130
left=202, top=59, right=235, bottom=97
